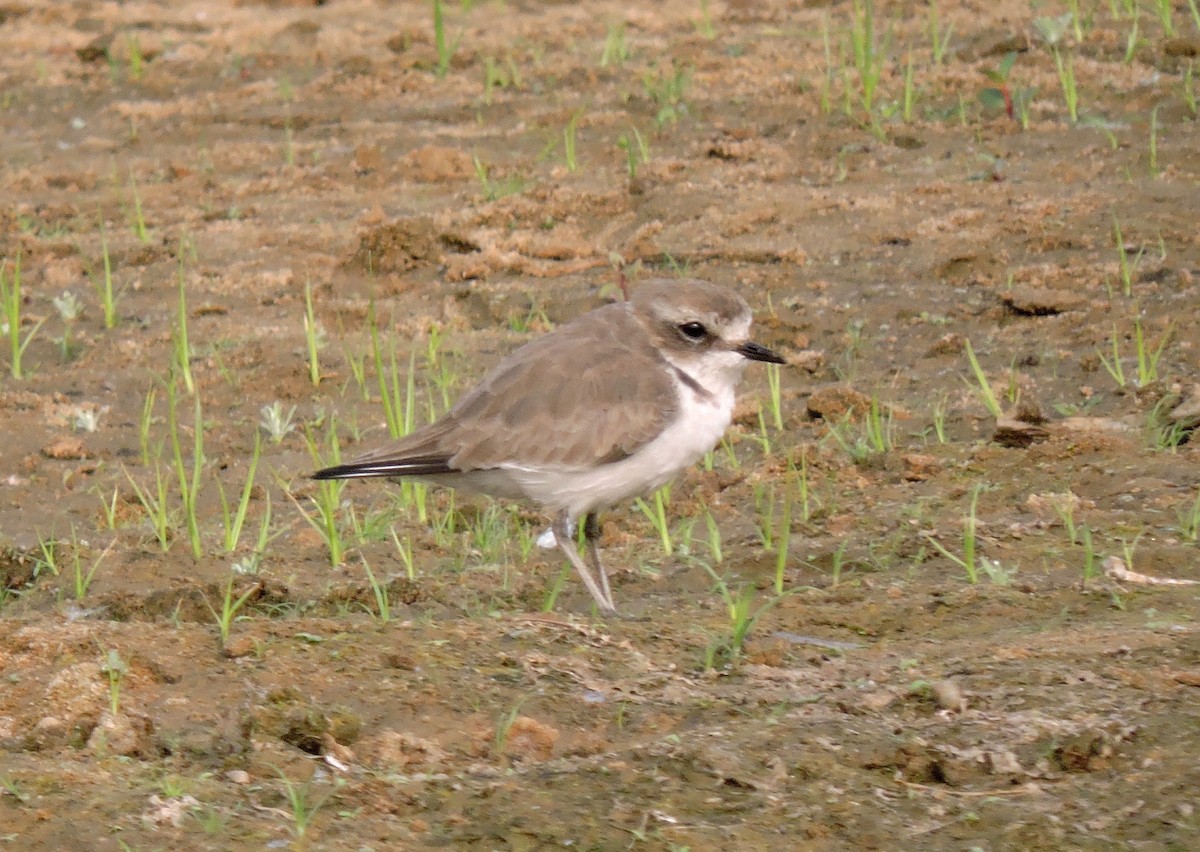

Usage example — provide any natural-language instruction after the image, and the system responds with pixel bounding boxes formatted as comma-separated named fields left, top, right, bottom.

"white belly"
left=503, top=374, right=737, bottom=518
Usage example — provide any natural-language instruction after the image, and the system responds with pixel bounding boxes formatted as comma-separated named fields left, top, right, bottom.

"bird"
left=312, top=278, right=785, bottom=615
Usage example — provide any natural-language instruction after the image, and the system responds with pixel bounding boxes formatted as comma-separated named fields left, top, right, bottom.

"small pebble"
left=222, top=636, right=259, bottom=659
left=931, top=679, right=966, bottom=712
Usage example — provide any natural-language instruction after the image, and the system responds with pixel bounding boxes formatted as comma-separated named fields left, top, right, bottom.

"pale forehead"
left=634, top=279, right=751, bottom=326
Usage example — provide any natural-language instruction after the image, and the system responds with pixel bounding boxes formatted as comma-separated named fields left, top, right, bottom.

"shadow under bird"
left=312, top=278, right=785, bottom=615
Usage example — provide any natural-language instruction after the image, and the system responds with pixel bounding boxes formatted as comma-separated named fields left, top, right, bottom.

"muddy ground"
left=1, top=0, right=1199, bottom=848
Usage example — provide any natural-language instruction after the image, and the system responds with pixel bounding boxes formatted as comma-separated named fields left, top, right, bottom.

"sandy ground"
left=1, top=0, right=1199, bottom=848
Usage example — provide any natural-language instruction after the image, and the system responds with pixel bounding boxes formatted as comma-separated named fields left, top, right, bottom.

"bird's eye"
left=678, top=321, right=707, bottom=341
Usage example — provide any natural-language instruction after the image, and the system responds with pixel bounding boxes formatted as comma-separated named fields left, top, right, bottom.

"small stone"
left=1168, top=385, right=1200, bottom=428
left=1001, top=285, right=1087, bottom=316
left=891, top=134, right=925, bottom=150
left=351, top=216, right=440, bottom=274
left=26, top=716, right=71, bottom=750
left=1172, top=670, right=1200, bottom=687
left=706, top=134, right=761, bottom=161
left=225, top=769, right=251, bottom=784
left=221, top=635, right=259, bottom=659
left=400, top=145, right=475, bottom=182
left=955, top=29, right=1029, bottom=61
left=87, top=710, right=155, bottom=757
left=338, top=55, right=374, bottom=77
left=76, top=33, right=113, bottom=63
left=328, top=707, right=363, bottom=744
left=142, top=794, right=199, bottom=829
left=930, top=679, right=966, bottom=712
left=806, top=384, right=872, bottom=421
left=367, top=730, right=449, bottom=770
left=994, top=401, right=1051, bottom=447
left=352, top=144, right=383, bottom=174
left=927, top=333, right=965, bottom=356
left=383, top=651, right=418, bottom=670
left=1162, top=37, right=1199, bottom=58
left=250, top=688, right=329, bottom=753
left=41, top=436, right=88, bottom=460
left=744, top=637, right=789, bottom=667
left=986, top=750, right=1023, bottom=775
left=497, top=716, right=559, bottom=761
left=322, top=732, right=355, bottom=766
left=789, top=349, right=825, bottom=373
left=858, top=689, right=899, bottom=713
left=902, top=453, right=939, bottom=482
left=1054, top=731, right=1115, bottom=772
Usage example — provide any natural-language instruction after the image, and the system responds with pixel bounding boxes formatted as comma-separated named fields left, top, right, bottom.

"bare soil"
left=2, top=1, right=1199, bottom=849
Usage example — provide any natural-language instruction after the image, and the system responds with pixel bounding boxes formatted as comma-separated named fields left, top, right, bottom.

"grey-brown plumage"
left=313, top=278, right=784, bottom=614
left=323, top=297, right=676, bottom=479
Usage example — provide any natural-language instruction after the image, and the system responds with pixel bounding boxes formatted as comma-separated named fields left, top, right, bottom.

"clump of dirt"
left=350, top=216, right=444, bottom=274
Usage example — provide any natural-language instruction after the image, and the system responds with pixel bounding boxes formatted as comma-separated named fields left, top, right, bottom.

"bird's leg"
left=582, top=512, right=613, bottom=607
left=553, top=511, right=616, bottom=616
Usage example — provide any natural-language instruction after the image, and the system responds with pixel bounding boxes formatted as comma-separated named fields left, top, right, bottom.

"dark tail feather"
left=311, top=455, right=455, bottom=480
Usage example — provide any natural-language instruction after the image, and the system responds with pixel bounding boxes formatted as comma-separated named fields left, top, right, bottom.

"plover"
left=313, top=278, right=785, bottom=614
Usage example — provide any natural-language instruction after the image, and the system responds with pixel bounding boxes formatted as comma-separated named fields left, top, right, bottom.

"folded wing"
left=313, top=303, right=678, bottom=480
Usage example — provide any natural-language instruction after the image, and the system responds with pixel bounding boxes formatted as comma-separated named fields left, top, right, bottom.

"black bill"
left=736, top=340, right=786, bottom=364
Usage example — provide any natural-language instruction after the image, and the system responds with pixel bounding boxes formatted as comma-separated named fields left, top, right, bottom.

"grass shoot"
left=432, top=0, right=456, bottom=78
left=765, top=362, right=783, bottom=430
left=964, top=339, right=1003, bottom=418
left=369, top=303, right=412, bottom=439
left=1183, top=62, right=1196, bottom=117
left=1176, top=487, right=1200, bottom=541
left=92, top=224, right=120, bottom=329
left=174, top=247, right=194, bottom=395
left=1080, top=524, right=1098, bottom=583
left=361, top=556, right=391, bottom=623
left=642, top=62, right=690, bottom=127
left=51, top=290, right=82, bottom=362
left=95, top=483, right=122, bottom=530
left=600, top=21, right=629, bottom=67
left=563, top=110, right=581, bottom=173
left=774, top=487, right=793, bottom=595
left=634, top=485, right=673, bottom=556
left=128, top=169, right=150, bottom=243
left=34, top=532, right=60, bottom=578
left=1051, top=47, right=1079, bottom=123
left=391, top=530, right=417, bottom=580
left=101, top=649, right=127, bottom=716
left=217, top=432, right=262, bottom=553
left=295, top=419, right=347, bottom=566
left=166, top=379, right=205, bottom=558
left=1, top=254, right=45, bottom=380
left=1112, top=213, right=1143, bottom=297
left=617, top=126, right=649, bottom=179
left=303, top=279, right=323, bottom=387
left=1148, top=105, right=1160, bottom=176
left=701, top=563, right=782, bottom=668
left=927, top=1, right=953, bottom=65
left=71, top=534, right=112, bottom=600
left=259, top=401, right=297, bottom=444
left=125, top=459, right=173, bottom=551
left=924, top=487, right=983, bottom=583
left=202, top=573, right=259, bottom=645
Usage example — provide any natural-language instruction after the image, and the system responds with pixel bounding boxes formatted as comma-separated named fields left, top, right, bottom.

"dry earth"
left=1, top=0, right=1199, bottom=849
